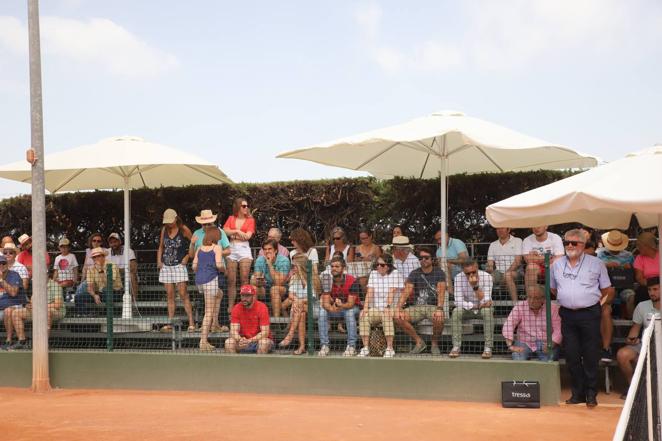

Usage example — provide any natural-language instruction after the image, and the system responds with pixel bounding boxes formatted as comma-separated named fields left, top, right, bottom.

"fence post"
left=106, top=263, right=114, bottom=352
left=306, top=260, right=314, bottom=355
left=544, top=252, right=553, bottom=359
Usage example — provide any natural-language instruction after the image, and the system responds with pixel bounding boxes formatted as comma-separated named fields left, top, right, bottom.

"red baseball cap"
left=239, top=284, right=257, bottom=296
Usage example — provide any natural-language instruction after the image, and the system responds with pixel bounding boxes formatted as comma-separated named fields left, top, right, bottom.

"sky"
left=1, top=0, right=661, bottom=199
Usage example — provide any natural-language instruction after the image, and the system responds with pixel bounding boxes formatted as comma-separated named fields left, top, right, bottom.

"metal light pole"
left=27, top=0, right=51, bottom=393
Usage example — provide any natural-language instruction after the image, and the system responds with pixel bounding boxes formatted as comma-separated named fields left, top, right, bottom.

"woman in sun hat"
left=157, top=208, right=195, bottom=332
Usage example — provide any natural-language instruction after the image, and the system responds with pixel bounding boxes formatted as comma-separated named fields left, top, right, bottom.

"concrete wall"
left=0, top=352, right=561, bottom=405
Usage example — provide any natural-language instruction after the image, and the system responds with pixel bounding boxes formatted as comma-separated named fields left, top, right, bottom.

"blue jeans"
left=318, top=306, right=358, bottom=347
left=511, top=340, right=559, bottom=361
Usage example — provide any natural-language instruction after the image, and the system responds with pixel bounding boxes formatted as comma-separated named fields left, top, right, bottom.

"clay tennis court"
left=1, top=387, right=621, bottom=441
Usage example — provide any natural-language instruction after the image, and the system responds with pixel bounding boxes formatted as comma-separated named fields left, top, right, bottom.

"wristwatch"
left=472, top=285, right=480, bottom=291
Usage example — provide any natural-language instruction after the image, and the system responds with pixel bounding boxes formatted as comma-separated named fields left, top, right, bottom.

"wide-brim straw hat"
left=601, top=230, right=629, bottom=252
left=2, top=242, right=18, bottom=251
left=391, top=235, right=413, bottom=249
left=90, top=247, right=108, bottom=258
left=18, top=234, right=31, bottom=246
left=195, top=209, right=217, bottom=225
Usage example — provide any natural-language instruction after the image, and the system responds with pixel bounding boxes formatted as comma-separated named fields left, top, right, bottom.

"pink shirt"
left=502, top=300, right=562, bottom=351
left=634, top=252, right=660, bottom=279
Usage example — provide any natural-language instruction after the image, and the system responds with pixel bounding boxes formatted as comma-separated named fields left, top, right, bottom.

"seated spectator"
left=435, top=230, right=468, bottom=290
left=318, top=256, right=361, bottom=357
left=1, top=236, right=13, bottom=248
left=259, top=227, right=290, bottom=258
left=53, top=237, right=78, bottom=289
left=224, top=284, right=273, bottom=354
left=106, top=233, right=138, bottom=301
left=355, top=227, right=382, bottom=262
left=278, top=254, right=320, bottom=354
left=597, top=230, right=635, bottom=363
left=450, top=260, right=494, bottom=359
left=325, top=226, right=354, bottom=263
left=11, top=269, right=66, bottom=349
left=502, top=285, right=561, bottom=361
left=392, top=225, right=404, bottom=238
left=74, top=247, right=122, bottom=316
left=252, top=239, right=290, bottom=317
left=393, top=246, right=446, bottom=355
left=16, top=233, right=51, bottom=278
left=522, top=226, right=564, bottom=289
left=3, top=242, right=29, bottom=290
left=617, top=277, right=660, bottom=399
left=634, top=232, right=659, bottom=305
left=76, top=233, right=108, bottom=299
left=358, top=254, right=402, bottom=358
left=392, top=236, right=420, bottom=282
left=486, top=227, right=523, bottom=303
left=0, top=254, right=28, bottom=350
left=289, top=227, right=319, bottom=266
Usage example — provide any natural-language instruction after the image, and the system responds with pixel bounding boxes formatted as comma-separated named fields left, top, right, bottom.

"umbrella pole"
left=439, top=138, right=448, bottom=261
left=659, top=215, right=662, bottom=288
left=28, top=0, right=51, bottom=393
left=122, top=184, right=132, bottom=319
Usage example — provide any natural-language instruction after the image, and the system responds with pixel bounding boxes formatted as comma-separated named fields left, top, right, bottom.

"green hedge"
left=0, top=171, right=575, bottom=250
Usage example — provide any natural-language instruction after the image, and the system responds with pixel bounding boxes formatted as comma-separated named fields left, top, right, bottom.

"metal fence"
left=0, top=250, right=564, bottom=361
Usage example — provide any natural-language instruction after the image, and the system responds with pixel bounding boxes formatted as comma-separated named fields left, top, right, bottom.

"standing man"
left=106, top=233, right=139, bottom=301
left=522, top=226, right=564, bottom=289
left=486, top=227, right=523, bottom=303
left=551, top=229, right=613, bottom=408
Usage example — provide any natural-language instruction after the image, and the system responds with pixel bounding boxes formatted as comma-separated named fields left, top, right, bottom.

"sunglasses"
left=2, top=251, right=16, bottom=255
left=92, top=255, right=104, bottom=259
left=418, top=256, right=432, bottom=261
left=563, top=240, right=585, bottom=247
left=376, top=263, right=388, bottom=268
left=464, top=270, right=478, bottom=276
left=333, top=237, right=342, bottom=241
left=92, top=239, right=102, bottom=243
left=0, top=262, right=6, bottom=265
left=241, top=204, right=249, bottom=208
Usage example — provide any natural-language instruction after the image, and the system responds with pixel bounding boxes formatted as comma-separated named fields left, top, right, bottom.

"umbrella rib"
left=51, top=169, right=87, bottom=193
left=419, top=153, right=430, bottom=179
left=473, top=146, right=505, bottom=172
left=355, top=142, right=403, bottom=170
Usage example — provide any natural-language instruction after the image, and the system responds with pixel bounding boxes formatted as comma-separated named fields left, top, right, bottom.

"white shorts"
left=227, top=241, right=253, bottom=262
left=197, top=277, right=219, bottom=296
left=159, top=264, right=189, bottom=284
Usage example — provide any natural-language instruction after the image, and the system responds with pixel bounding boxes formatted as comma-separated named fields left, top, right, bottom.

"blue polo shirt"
left=254, top=255, right=290, bottom=285
left=0, top=270, right=27, bottom=309
left=550, top=254, right=611, bottom=309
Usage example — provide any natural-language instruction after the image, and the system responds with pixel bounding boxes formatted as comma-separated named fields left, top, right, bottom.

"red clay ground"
left=1, top=388, right=621, bottom=441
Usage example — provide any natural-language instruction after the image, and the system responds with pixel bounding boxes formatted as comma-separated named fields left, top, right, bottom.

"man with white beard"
left=550, top=229, right=613, bottom=408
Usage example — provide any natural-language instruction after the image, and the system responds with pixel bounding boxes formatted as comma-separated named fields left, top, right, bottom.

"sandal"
left=449, top=347, right=461, bottom=358
left=293, top=347, right=306, bottom=355
left=199, top=341, right=215, bottom=352
left=159, top=325, right=173, bottom=333
left=187, top=325, right=197, bottom=332
left=278, top=336, right=293, bottom=348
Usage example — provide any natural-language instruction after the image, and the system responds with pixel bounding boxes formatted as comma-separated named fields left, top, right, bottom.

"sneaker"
left=431, top=345, right=441, bottom=356
left=358, top=346, right=370, bottom=357
left=409, top=341, right=427, bottom=354
left=0, top=341, right=12, bottom=351
left=318, top=345, right=330, bottom=357
left=383, top=348, right=395, bottom=358
left=342, top=346, right=356, bottom=357
left=10, top=340, right=27, bottom=350
left=449, top=346, right=461, bottom=358
left=601, top=348, right=613, bottom=363
left=481, top=347, right=492, bottom=359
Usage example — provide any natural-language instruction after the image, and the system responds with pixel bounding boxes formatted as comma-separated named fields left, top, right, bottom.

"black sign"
left=501, top=381, right=540, bottom=408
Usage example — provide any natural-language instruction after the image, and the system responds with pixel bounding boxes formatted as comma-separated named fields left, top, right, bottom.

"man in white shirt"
left=486, top=227, right=523, bottom=303
left=522, top=226, right=564, bottom=290
left=449, top=260, right=494, bottom=359
left=106, top=233, right=138, bottom=300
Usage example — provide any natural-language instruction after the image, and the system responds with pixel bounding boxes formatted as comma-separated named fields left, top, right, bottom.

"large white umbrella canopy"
left=486, top=145, right=662, bottom=284
left=485, top=145, right=662, bottom=230
left=278, top=110, right=598, bottom=257
left=0, top=135, right=233, bottom=318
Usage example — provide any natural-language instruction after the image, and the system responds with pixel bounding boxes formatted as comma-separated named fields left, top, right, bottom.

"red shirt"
left=223, top=216, right=256, bottom=234
left=16, top=250, right=51, bottom=277
left=328, top=274, right=362, bottom=308
left=231, top=300, right=272, bottom=339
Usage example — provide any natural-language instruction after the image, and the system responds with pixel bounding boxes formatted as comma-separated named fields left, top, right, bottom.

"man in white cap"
left=107, top=233, right=138, bottom=301
left=2, top=243, right=29, bottom=290
left=16, top=233, right=51, bottom=278
left=597, top=230, right=635, bottom=363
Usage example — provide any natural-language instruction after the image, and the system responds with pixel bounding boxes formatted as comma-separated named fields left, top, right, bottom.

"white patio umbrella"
left=278, top=110, right=598, bottom=257
left=486, top=144, right=662, bottom=278
left=0, top=136, right=233, bottom=318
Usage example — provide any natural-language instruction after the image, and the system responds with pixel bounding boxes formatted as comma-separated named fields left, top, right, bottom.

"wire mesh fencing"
left=0, top=249, right=561, bottom=359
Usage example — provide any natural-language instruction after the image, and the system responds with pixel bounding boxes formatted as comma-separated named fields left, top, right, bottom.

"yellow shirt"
left=86, top=262, right=123, bottom=292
